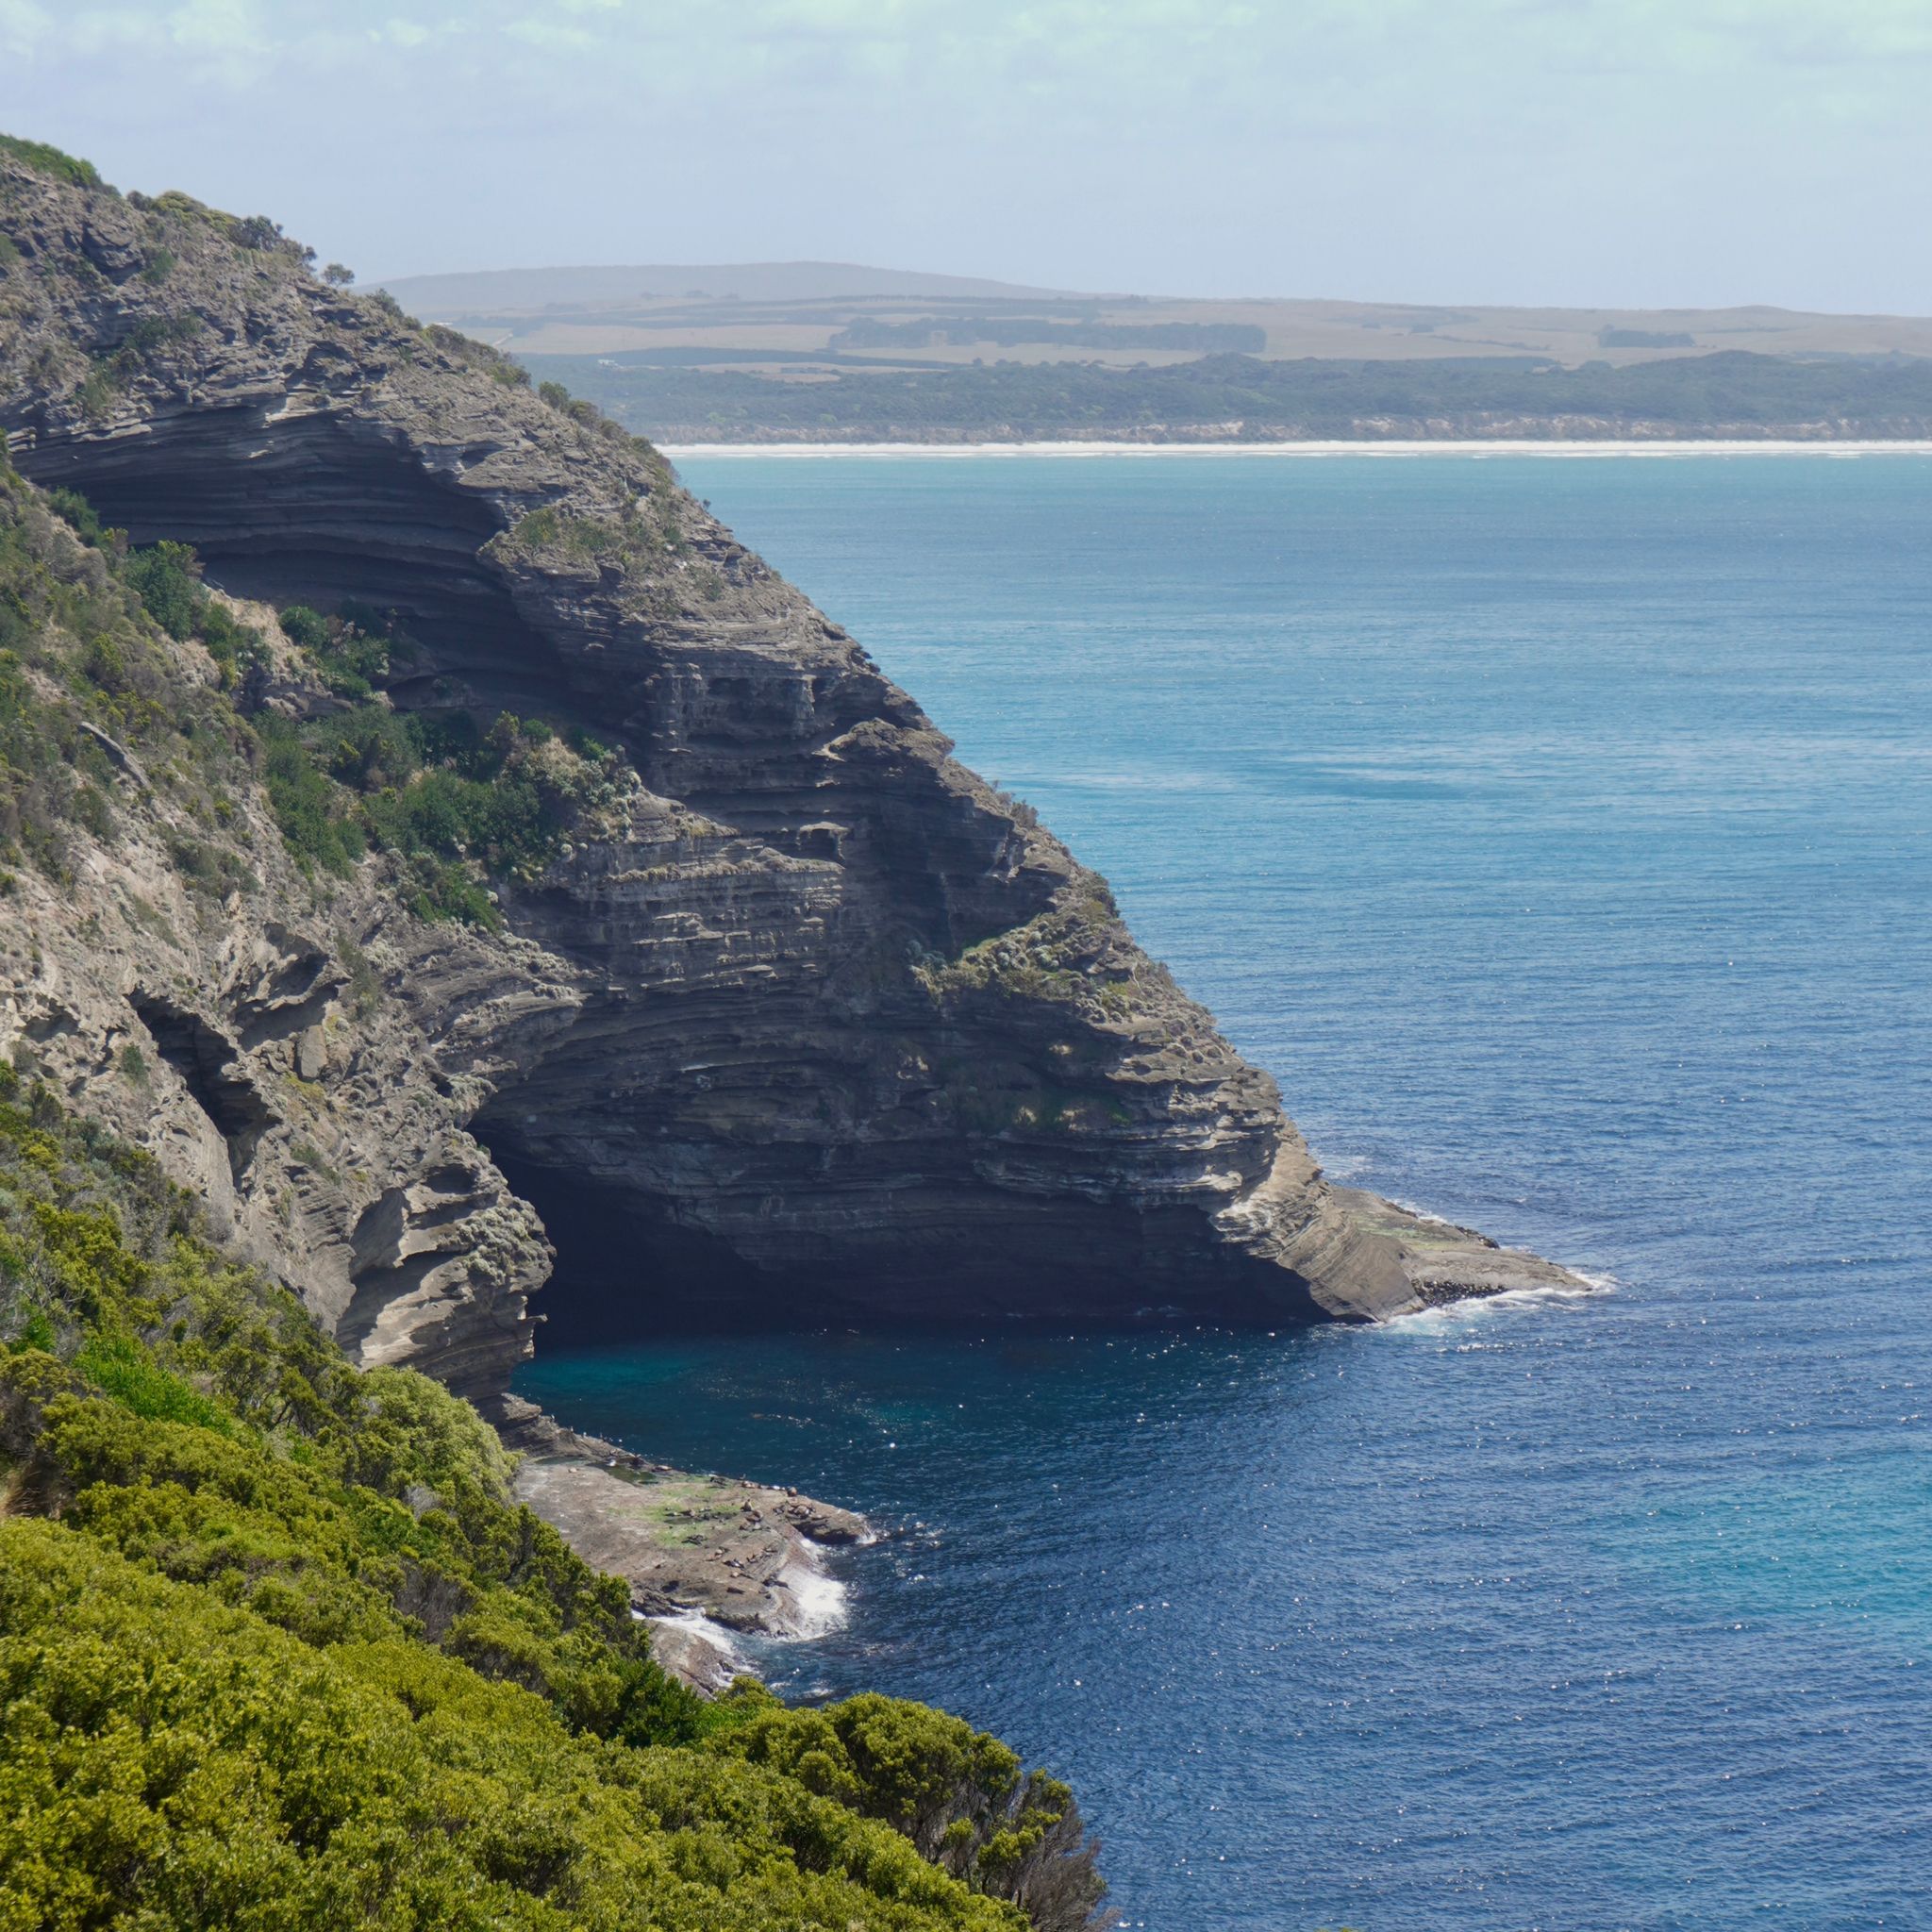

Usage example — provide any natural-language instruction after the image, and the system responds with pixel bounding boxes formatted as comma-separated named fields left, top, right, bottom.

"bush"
left=257, top=714, right=364, bottom=876
left=0, top=133, right=108, bottom=190
left=43, top=487, right=117, bottom=550
left=0, top=479, right=252, bottom=881
left=123, top=541, right=203, bottom=640
left=277, top=602, right=404, bottom=698
left=196, top=598, right=266, bottom=685
left=257, top=699, right=621, bottom=923
left=0, top=1088, right=1092, bottom=1930
left=715, top=1687, right=1112, bottom=1930
left=0, top=1523, right=1027, bottom=1932
left=231, top=213, right=284, bottom=249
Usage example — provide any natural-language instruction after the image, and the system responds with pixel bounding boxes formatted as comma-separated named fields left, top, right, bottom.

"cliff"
left=0, top=142, right=1577, bottom=1419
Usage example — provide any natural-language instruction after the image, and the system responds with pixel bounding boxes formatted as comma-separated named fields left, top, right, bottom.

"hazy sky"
left=3, top=0, right=1927, bottom=311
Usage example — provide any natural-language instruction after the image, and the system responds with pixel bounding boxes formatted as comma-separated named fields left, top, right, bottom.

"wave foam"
left=776, top=1543, right=851, bottom=1641
left=1391, top=1274, right=1616, bottom=1334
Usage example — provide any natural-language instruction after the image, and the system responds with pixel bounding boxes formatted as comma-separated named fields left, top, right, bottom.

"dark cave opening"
left=484, top=1132, right=1304, bottom=1351
left=487, top=1147, right=866, bottom=1351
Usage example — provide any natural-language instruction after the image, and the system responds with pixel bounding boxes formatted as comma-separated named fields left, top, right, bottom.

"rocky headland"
left=0, top=143, right=1578, bottom=1607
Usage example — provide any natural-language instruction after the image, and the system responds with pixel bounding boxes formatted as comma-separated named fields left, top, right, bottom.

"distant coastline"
left=542, top=345, right=1932, bottom=449
left=665, top=438, right=1932, bottom=458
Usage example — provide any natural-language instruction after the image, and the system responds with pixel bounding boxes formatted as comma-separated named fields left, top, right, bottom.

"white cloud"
left=4, top=0, right=1927, bottom=308
left=0, top=0, right=52, bottom=58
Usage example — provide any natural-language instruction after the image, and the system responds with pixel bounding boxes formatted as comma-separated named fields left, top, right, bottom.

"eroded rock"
left=0, top=152, right=1581, bottom=1421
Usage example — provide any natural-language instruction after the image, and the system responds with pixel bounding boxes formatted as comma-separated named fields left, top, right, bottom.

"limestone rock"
left=0, top=150, right=1581, bottom=1414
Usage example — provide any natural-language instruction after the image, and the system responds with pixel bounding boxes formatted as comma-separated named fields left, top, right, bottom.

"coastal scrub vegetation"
left=0, top=463, right=256, bottom=882
left=914, top=888, right=1130, bottom=1017
left=1, top=462, right=625, bottom=924
left=259, top=691, right=626, bottom=924
left=276, top=599, right=411, bottom=699
left=0, top=1077, right=1114, bottom=1930
left=0, top=134, right=108, bottom=192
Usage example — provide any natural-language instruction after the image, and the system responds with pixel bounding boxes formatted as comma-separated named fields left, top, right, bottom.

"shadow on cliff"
left=490, top=1146, right=1284, bottom=1348
left=491, top=1149, right=877, bottom=1346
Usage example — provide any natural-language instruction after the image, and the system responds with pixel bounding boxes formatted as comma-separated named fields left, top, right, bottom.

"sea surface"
left=518, top=454, right=1932, bottom=1932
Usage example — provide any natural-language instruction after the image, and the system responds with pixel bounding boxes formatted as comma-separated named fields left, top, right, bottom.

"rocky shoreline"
left=502, top=1405, right=869, bottom=1688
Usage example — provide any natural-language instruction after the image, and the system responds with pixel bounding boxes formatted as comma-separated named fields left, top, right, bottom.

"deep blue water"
left=519, top=455, right=1932, bottom=1931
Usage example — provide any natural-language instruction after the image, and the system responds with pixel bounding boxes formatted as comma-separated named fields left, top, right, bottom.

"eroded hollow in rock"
left=130, top=992, right=273, bottom=1183
left=488, top=1148, right=850, bottom=1346
left=488, top=1133, right=1319, bottom=1345
left=15, top=410, right=584, bottom=724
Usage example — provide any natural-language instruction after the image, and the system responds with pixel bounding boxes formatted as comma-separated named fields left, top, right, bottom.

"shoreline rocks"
left=506, top=1403, right=868, bottom=1678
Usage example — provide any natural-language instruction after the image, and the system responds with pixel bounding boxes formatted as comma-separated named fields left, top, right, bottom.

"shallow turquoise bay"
left=519, top=455, right=1932, bottom=1932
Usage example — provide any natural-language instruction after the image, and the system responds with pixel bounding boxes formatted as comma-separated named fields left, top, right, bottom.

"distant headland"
left=375, top=261, right=1932, bottom=446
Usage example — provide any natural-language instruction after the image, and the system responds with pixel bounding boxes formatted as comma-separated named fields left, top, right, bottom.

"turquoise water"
left=519, top=455, right=1932, bottom=1931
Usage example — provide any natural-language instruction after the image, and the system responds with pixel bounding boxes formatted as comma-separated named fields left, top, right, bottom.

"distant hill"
left=372, top=258, right=1932, bottom=443
left=376, top=260, right=1067, bottom=314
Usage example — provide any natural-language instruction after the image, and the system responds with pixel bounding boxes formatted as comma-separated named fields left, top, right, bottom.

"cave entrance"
left=486, top=1147, right=858, bottom=1350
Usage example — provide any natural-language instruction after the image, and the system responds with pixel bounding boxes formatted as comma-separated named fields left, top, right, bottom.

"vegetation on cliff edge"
left=0, top=1075, right=1113, bottom=1930
left=0, top=460, right=628, bottom=925
left=0, top=463, right=256, bottom=888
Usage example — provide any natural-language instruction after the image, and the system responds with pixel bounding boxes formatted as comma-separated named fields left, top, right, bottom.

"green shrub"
left=73, top=1331, right=235, bottom=1433
left=196, top=597, right=266, bottom=684
left=0, top=133, right=108, bottom=190
left=69, top=782, right=112, bottom=840
left=76, top=362, right=119, bottom=419
left=123, top=541, right=203, bottom=640
left=0, top=1088, right=1099, bottom=1929
left=122, top=312, right=202, bottom=357
left=714, top=1687, right=1110, bottom=1929
left=277, top=602, right=406, bottom=698
left=0, top=1522, right=1024, bottom=1932
left=43, top=486, right=116, bottom=549
left=257, top=713, right=364, bottom=876
left=257, top=701, right=619, bottom=923
left=0, top=482, right=247, bottom=877
left=164, top=833, right=256, bottom=899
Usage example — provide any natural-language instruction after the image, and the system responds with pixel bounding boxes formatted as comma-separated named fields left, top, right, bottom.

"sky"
left=2, top=0, right=1928, bottom=311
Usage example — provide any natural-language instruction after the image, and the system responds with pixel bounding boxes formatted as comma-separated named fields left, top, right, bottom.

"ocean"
left=516, top=453, right=1932, bottom=1931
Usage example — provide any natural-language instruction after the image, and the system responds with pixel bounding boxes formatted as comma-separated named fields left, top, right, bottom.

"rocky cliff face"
left=0, top=148, right=1576, bottom=1410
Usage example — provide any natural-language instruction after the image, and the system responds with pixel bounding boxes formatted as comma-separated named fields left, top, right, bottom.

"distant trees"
left=231, top=213, right=283, bottom=249
left=322, top=262, right=354, bottom=286
left=537, top=348, right=1932, bottom=444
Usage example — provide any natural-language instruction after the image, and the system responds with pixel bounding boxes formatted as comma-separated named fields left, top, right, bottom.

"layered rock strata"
left=0, top=151, right=1578, bottom=1416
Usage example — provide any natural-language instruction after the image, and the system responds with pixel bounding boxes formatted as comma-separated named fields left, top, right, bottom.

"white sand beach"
left=662, top=439, right=1932, bottom=459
